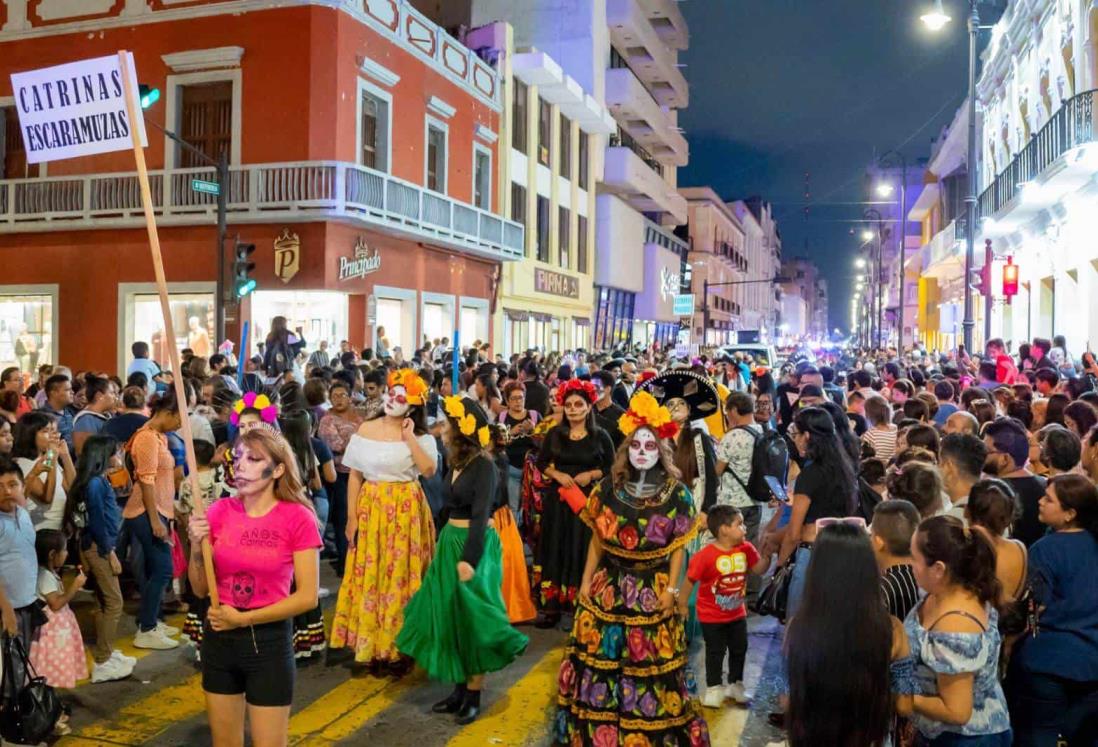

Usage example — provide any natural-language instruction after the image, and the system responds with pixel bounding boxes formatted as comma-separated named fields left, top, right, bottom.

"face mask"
left=383, top=386, right=410, bottom=417
left=629, top=428, right=660, bottom=471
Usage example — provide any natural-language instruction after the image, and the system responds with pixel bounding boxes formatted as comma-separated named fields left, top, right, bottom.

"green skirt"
left=396, top=523, right=529, bottom=683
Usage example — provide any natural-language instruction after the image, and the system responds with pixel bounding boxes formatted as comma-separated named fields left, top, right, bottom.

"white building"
left=680, top=188, right=747, bottom=346
left=972, top=0, right=1098, bottom=350
left=436, top=0, right=692, bottom=350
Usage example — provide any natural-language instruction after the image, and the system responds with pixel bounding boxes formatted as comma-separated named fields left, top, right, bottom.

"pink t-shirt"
left=207, top=498, right=321, bottom=610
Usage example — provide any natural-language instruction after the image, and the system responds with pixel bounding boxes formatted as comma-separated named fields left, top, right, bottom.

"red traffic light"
left=1002, top=256, right=1019, bottom=297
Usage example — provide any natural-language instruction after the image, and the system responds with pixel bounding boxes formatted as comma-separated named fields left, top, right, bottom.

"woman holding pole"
left=187, top=428, right=321, bottom=747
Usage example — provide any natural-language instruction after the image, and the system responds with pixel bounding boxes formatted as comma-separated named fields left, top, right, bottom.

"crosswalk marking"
left=287, top=672, right=423, bottom=745
left=58, top=673, right=205, bottom=746
left=445, top=646, right=562, bottom=747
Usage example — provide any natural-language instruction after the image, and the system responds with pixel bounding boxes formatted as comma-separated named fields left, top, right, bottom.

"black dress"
left=534, top=425, right=615, bottom=614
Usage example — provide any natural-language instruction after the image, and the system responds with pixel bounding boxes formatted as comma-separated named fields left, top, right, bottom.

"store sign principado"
left=339, top=237, right=382, bottom=281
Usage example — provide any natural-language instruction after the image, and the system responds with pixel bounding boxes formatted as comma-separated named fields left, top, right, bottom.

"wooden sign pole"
left=118, top=50, right=219, bottom=607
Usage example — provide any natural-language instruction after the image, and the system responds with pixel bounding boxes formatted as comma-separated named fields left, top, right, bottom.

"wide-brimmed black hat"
left=639, top=370, right=720, bottom=422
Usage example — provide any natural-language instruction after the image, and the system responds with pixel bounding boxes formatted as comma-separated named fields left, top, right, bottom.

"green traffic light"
left=236, top=279, right=257, bottom=298
left=139, top=85, right=160, bottom=110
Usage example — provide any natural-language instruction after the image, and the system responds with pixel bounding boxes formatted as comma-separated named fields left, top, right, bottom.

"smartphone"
left=765, top=475, right=790, bottom=504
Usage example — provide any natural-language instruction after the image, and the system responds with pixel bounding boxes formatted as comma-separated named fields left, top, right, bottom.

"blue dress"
left=904, top=599, right=1011, bottom=740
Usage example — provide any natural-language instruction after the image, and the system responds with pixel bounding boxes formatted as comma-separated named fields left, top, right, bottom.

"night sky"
left=679, top=0, right=975, bottom=334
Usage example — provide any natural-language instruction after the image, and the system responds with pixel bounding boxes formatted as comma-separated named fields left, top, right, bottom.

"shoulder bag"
left=751, top=552, right=797, bottom=623
left=0, top=633, right=63, bottom=745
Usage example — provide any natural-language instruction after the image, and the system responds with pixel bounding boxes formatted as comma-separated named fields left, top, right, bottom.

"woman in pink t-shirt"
left=188, top=427, right=321, bottom=747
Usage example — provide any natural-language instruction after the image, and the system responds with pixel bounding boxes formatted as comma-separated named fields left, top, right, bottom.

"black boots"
left=455, top=688, right=481, bottom=725
left=431, top=684, right=466, bottom=714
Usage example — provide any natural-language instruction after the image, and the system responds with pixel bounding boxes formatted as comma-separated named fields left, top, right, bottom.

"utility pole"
left=962, top=0, right=979, bottom=352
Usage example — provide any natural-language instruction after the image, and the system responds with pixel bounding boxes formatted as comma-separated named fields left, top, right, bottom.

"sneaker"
left=725, top=681, right=749, bottom=704
left=156, top=621, right=180, bottom=637
left=701, top=687, right=726, bottom=708
left=134, top=629, right=180, bottom=650
left=110, top=650, right=137, bottom=666
left=318, top=586, right=331, bottom=600
left=91, top=656, right=134, bottom=684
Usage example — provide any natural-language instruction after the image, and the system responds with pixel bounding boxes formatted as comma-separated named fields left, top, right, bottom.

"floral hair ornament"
left=442, top=395, right=491, bottom=448
left=619, top=391, right=680, bottom=440
left=555, top=378, right=598, bottom=406
left=387, top=369, right=428, bottom=406
left=230, top=391, right=278, bottom=426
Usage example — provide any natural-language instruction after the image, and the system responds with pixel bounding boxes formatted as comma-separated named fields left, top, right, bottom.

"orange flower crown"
left=619, top=391, right=679, bottom=440
left=387, top=369, right=428, bottom=405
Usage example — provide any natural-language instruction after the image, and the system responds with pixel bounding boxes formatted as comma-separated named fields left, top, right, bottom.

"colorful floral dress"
left=555, top=476, right=710, bottom=746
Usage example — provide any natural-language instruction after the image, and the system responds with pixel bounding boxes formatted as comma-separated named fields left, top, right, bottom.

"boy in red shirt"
left=680, top=505, right=770, bottom=708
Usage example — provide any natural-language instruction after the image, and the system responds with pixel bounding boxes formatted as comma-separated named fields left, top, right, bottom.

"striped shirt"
left=862, top=425, right=898, bottom=462
left=881, top=563, right=921, bottom=620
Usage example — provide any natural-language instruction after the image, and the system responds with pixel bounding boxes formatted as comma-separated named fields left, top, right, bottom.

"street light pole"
left=962, top=0, right=979, bottom=352
left=877, top=151, right=908, bottom=353
left=864, top=207, right=884, bottom=349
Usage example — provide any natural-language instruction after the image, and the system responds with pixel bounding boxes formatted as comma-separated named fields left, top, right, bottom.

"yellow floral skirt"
left=330, top=479, right=436, bottom=664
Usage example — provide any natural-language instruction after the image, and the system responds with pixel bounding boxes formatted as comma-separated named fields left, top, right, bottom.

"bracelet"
left=666, top=587, right=680, bottom=597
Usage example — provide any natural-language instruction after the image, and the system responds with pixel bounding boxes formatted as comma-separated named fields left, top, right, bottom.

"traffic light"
left=968, top=264, right=990, bottom=296
left=233, top=241, right=256, bottom=298
left=138, top=84, right=160, bottom=110
left=1002, top=256, right=1019, bottom=297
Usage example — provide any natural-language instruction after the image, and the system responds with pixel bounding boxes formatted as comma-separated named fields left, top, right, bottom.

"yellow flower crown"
left=442, top=395, right=491, bottom=448
left=388, top=369, right=428, bottom=405
left=618, top=391, right=679, bottom=439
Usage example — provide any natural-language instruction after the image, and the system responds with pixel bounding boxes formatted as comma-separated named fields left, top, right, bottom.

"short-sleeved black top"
left=794, top=460, right=854, bottom=524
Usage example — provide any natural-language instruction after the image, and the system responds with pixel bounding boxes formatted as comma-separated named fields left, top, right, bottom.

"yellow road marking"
left=75, top=611, right=189, bottom=686
left=58, top=673, right=205, bottom=746
left=290, top=673, right=423, bottom=746
left=705, top=702, right=749, bottom=745
left=446, top=646, right=563, bottom=747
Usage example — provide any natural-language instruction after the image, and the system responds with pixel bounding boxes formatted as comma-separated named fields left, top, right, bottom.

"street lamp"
left=860, top=229, right=874, bottom=242
left=855, top=257, right=867, bottom=269
left=876, top=182, right=895, bottom=198
left=920, top=0, right=952, bottom=30
left=876, top=150, right=908, bottom=353
left=923, top=0, right=983, bottom=352
left=864, top=207, right=884, bottom=349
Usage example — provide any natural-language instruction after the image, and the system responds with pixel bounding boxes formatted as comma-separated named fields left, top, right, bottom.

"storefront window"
left=124, top=290, right=215, bottom=370
left=423, top=302, right=449, bottom=344
left=251, top=290, right=349, bottom=353
left=376, top=297, right=405, bottom=350
left=0, top=292, right=54, bottom=373
left=505, top=311, right=529, bottom=358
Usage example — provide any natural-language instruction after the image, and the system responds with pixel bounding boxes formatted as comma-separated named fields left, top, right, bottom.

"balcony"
left=606, top=0, right=689, bottom=109
left=604, top=146, right=686, bottom=223
left=978, top=89, right=1098, bottom=220
left=0, top=161, right=524, bottom=262
left=512, top=50, right=616, bottom=135
left=921, top=219, right=963, bottom=278
left=605, top=67, right=688, bottom=166
left=636, top=0, right=689, bottom=50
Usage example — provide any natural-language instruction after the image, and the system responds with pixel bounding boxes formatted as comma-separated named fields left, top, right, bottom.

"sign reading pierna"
left=10, top=53, right=148, bottom=164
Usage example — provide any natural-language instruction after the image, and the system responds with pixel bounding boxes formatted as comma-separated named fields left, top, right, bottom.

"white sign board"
left=10, top=53, right=147, bottom=164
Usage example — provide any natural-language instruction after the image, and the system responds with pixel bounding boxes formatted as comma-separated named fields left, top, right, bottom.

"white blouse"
left=341, top=433, right=438, bottom=483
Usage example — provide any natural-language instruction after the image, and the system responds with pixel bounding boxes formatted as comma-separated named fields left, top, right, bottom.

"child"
left=29, top=528, right=89, bottom=734
left=0, top=458, right=40, bottom=676
left=862, top=396, right=898, bottom=463
left=869, top=499, right=921, bottom=620
left=680, top=505, right=770, bottom=708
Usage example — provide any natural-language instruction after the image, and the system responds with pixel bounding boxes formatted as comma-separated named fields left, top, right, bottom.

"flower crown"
left=619, top=391, right=679, bottom=439
left=442, top=395, right=490, bottom=448
left=556, top=378, right=597, bottom=406
left=388, top=369, right=428, bottom=405
left=230, top=392, right=278, bottom=425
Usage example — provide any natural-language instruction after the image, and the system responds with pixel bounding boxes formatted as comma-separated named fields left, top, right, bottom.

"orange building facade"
left=0, top=0, right=522, bottom=373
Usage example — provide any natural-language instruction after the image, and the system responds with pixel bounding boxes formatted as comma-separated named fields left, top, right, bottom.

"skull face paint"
left=383, top=385, right=410, bottom=417
left=628, top=427, right=660, bottom=471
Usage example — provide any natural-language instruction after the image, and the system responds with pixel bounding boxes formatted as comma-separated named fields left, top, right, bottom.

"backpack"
left=265, top=338, right=293, bottom=376
left=854, top=477, right=882, bottom=522
left=728, top=425, right=789, bottom=503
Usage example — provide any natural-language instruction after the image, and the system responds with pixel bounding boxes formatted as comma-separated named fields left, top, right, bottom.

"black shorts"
left=200, top=618, right=294, bottom=707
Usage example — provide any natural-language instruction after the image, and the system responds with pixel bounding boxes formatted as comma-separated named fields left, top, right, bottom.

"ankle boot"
left=455, top=688, right=481, bottom=724
left=432, top=684, right=467, bottom=714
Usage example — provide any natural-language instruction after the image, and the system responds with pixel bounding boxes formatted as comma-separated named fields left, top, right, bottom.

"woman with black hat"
left=534, top=379, right=616, bottom=629
left=396, top=396, right=528, bottom=725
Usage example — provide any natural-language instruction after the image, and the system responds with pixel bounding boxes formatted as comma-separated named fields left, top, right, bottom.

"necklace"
left=568, top=428, right=588, bottom=441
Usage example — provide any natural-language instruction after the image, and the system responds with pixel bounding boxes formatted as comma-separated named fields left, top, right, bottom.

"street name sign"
left=191, top=179, right=220, bottom=195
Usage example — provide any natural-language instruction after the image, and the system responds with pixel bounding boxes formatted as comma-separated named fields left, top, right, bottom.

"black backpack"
left=729, top=425, right=789, bottom=503
left=265, top=338, right=293, bottom=375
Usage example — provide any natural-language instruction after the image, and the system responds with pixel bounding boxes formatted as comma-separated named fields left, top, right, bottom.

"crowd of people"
left=0, top=322, right=1096, bottom=746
